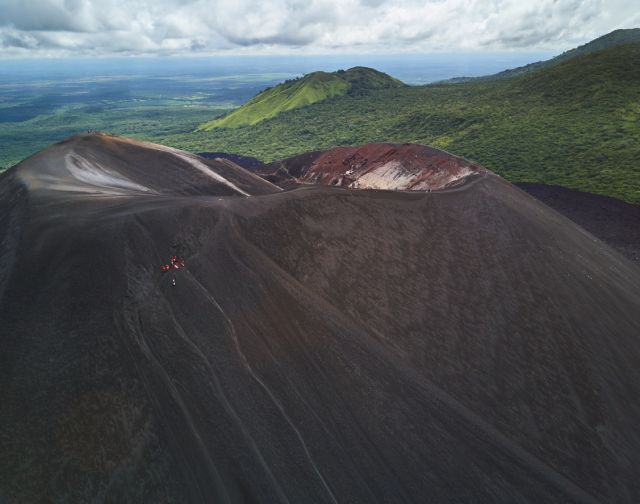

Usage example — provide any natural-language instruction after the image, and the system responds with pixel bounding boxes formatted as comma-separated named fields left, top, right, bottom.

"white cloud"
left=0, top=0, right=636, bottom=56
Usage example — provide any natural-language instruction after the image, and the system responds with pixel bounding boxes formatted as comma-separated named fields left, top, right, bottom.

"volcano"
left=1, top=134, right=639, bottom=503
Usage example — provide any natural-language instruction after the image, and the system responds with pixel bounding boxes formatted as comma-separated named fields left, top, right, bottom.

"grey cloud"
left=190, top=39, right=207, bottom=50
left=0, top=0, right=88, bottom=32
left=0, top=0, right=635, bottom=57
left=479, top=0, right=603, bottom=48
left=0, top=28, right=40, bottom=49
left=224, top=31, right=318, bottom=46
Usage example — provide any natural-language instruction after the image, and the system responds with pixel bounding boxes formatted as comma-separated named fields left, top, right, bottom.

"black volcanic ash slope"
left=517, top=182, right=640, bottom=263
left=1, top=134, right=640, bottom=503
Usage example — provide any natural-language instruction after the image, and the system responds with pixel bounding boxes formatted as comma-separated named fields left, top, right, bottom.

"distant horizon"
left=0, top=51, right=557, bottom=85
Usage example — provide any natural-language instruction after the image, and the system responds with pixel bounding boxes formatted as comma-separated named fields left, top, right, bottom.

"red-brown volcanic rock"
left=265, top=143, right=485, bottom=190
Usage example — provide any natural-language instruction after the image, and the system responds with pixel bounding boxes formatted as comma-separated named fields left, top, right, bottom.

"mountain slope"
left=1, top=136, right=640, bottom=502
left=197, top=67, right=404, bottom=130
left=12, top=133, right=279, bottom=197
left=516, top=182, right=640, bottom=263
left=448, top=28, right=640, bottom=82
left=171, top=39, right=640, bottom=203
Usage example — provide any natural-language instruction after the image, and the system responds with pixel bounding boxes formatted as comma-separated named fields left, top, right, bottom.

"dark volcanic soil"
left=198, top=152, right=265, bottom=172
left=266, top=149, right=640, bottom=262
left=518, top=183, right=640, bottom=263
left=1, top=134, right=640, bottom=503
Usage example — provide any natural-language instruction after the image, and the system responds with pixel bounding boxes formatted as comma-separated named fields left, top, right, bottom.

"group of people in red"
left=161, top=255, right=185, bottom=272
left=161, top=255, right=185, bottom=286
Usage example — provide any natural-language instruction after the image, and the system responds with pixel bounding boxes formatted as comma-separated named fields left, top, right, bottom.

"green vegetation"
left=449, top=28, right=640, bottom=82
left=197, top=67, right=404, bottom=130
left=0, top=103, right=228, bottom=170
left=0, top=69, right=294, bottom=169
left=160, top=41, right=640, bottom=204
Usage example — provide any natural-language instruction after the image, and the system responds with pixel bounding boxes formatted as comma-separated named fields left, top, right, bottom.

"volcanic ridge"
left=1, top=133, right=640, bottom=503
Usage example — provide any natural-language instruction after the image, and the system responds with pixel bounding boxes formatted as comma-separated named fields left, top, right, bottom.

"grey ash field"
left=1, top=134, right=640, bottom=503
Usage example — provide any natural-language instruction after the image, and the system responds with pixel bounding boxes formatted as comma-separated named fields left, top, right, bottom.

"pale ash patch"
left=349, top=161, right=475, bottom=191
left=350, top=161, right=416, bottom=190
left=64, top=153, right=154, bottom=194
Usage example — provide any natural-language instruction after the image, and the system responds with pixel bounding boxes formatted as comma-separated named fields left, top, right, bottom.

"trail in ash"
left=185, top=269, right=338, bottom=504
left=119, top=309, right=233, bottom=504
left=161, top=299, right=290, bottom=503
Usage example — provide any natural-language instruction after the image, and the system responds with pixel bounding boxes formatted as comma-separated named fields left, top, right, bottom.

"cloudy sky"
left=0, top=0, right=638, bottom=57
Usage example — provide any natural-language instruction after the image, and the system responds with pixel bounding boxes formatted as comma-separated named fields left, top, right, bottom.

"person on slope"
left=161, top=255, right=185, bottom=286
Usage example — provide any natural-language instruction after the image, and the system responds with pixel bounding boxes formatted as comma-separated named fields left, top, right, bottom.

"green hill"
left=161, top=36, right=640, bottom=204
left=197, top=67, right=404, bottom=130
